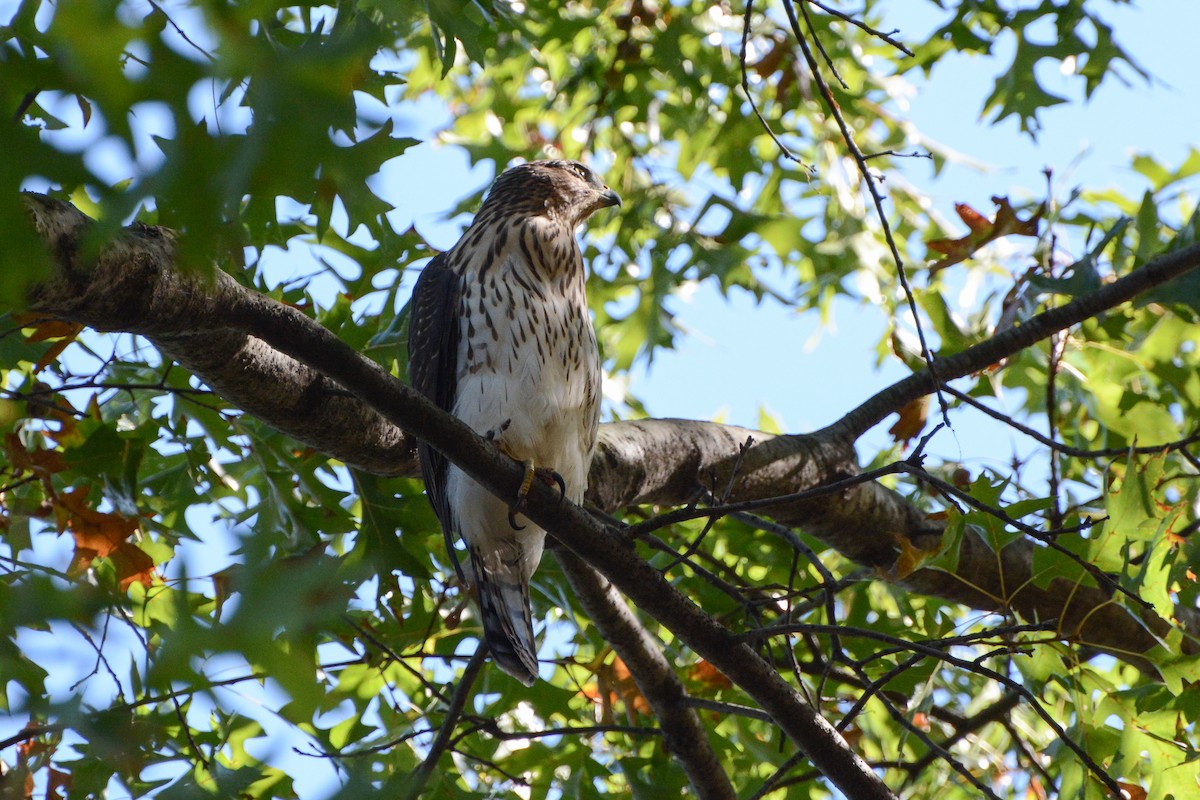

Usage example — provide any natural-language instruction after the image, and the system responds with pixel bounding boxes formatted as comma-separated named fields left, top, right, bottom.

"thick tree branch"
left=556, top=552, right=736, bottom=800
left=21, top=194, right=418, bottom=476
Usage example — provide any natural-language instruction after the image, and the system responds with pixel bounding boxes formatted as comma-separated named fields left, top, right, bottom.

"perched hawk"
left=407, top=160, right=620, bottom=685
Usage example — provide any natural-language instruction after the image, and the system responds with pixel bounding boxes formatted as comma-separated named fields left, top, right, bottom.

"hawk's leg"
left=507, top=460, right=567, bottom=531
left=485, top=419, right=566, bottom=530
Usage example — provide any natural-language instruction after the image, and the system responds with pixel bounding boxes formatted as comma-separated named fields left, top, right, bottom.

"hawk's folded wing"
left=407, top=253, right=464, bottom=577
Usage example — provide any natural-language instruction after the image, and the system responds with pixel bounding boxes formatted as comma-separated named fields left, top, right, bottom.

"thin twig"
left=743, top=622, right=1123, bottom=796
left=804, top=0, right=913, bottom=55
left=781, top=0, right=950, bottom=428
left=739, top=0, right=812, bottom=171
left=945, top=385, right=1200, bottom=459
left=400, top=644, right=487, bottom=800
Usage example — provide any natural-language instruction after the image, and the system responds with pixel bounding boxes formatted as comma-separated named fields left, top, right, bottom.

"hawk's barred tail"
left=476, top=568, right=539, bottom=686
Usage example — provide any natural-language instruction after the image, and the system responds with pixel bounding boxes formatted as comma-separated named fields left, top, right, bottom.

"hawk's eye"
left=571, top=164, right=590, bottom=181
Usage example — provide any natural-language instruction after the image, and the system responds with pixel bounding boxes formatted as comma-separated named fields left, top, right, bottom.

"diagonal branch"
left=823, top=238, right=1200, bottom=441
left=556, top=551, right=737, bottom=800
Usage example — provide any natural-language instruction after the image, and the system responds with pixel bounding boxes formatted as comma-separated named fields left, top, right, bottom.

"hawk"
left=407, top=160, right=620, bottom=685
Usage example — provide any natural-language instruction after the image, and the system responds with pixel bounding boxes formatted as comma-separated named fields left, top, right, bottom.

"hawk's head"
left=484, top=160, right=621, bottom=229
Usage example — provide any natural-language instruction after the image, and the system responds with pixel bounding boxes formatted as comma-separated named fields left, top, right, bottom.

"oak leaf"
left=12, top=313, right=84, bottom=373
left=4, top=433, right=68, bottom=479
left=926, top=197, right=1044, bottom=272
left=689, top=659, right=732, bottom=692
left=57, top=487, right=156, bottom=590
left=582, top=655, right=651, bottom=721
left=888, top=396, right=930, bottom=447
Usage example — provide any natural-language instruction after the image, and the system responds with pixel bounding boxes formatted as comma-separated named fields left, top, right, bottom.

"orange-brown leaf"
left=13, top=316, right=84, bottom=372
left=583, top=656, right=651, bottom=720
left=48, top=768, right=72, bottom=800
left=58, top=487, right=156, bottom=589
left=4, top=433, right=68, bottom=478
left=840, top=724, right=863, bottom=750
left=1117, top=782, right=1148, bottom=800
left=952, top=467, right=972, bottom=489
left=12, top=314, right=82, bottom=343
left=689, top=659, right=733, bottom=691
left=955, top=202, right=992, bottom=234
left=887, top=534, right=941, bottom=580
left=610, top=656, right=651, bottom=716
left=33, top=338, right=77, bottom=373
left=926, top=197, right=1044, bottom=272
left=888, top=396, right=930, bottom=447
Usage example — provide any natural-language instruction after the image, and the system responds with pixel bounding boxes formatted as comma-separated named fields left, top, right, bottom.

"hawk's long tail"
left=475, top=565, right=539, bottom=686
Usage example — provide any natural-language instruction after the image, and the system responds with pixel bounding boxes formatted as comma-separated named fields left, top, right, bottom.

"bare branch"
left=557, top=552, right=737, bottom=800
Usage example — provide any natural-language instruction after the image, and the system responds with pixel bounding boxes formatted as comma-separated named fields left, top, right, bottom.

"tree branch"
left=19, top=193, right=895, bottom=798
left=557, top=551, right=737, bottom=800
left=824, top=239, right=1200, bottom=441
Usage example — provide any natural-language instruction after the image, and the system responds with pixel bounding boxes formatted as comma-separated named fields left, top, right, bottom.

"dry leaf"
left=926, top=197, right=1044, bottom=272
left=887, top=534, right=941, bottom=580
left=888, top=396, right=930, bottom=447
left=583, top=656, right=651, bottom=720
left=4, top=433, right=68, bottom=479
left=11, top=314, right=85, bottom=373
left=1117, top=782, right=1147, bottom=800
left=689, top=659, right=732, bottom=691
left=58, top=487, right=156, bottom=590
left=12, top=314, right=82, bottom=342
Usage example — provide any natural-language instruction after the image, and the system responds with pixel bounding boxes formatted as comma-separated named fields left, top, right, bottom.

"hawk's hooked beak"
left=599, top=188, right=622, bottom=208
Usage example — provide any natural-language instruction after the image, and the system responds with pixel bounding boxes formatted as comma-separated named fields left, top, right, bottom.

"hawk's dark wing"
left=407, top=253, right=465, bottom=578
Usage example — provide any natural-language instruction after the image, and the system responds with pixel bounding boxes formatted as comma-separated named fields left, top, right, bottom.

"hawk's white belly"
left=445, top=250, right=600, bottom=583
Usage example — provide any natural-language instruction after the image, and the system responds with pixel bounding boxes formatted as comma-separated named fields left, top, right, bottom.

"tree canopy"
left=2, top=1, right=1199, bottom=798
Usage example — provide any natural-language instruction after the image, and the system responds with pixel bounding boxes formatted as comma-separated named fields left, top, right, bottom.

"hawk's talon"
left=548, top=470, right=566, bottom=504
left=506, top=458, right=537, bottom=531
left=507, top=461, right=565, bottom=527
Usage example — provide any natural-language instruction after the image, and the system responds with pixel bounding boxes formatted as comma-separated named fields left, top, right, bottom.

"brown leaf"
left=48, top=768, right=72, bottom=800
left=1117, top=782, right=1148, bottom=800
left=583, top=656, right=651, bottom=720
left=840, top=724, right=863, bottom=750
left=952, top=467, right=972, bottom=489
left=955, top=201, right=992, bottom=234
left=886, top=534, right=942, bottom=580
left=888, top=396, right=930, bottom=447
left=11, top=315, right=84, bottom=373
left=926, top=197, right=1044, bottom=272
left=58, top=487, right=156, bottom=590
left=4, top=433, right=68, bottom=478
left=12, top=314, right=82, bottom=343
left=689, top=659, right=732, bottom=692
